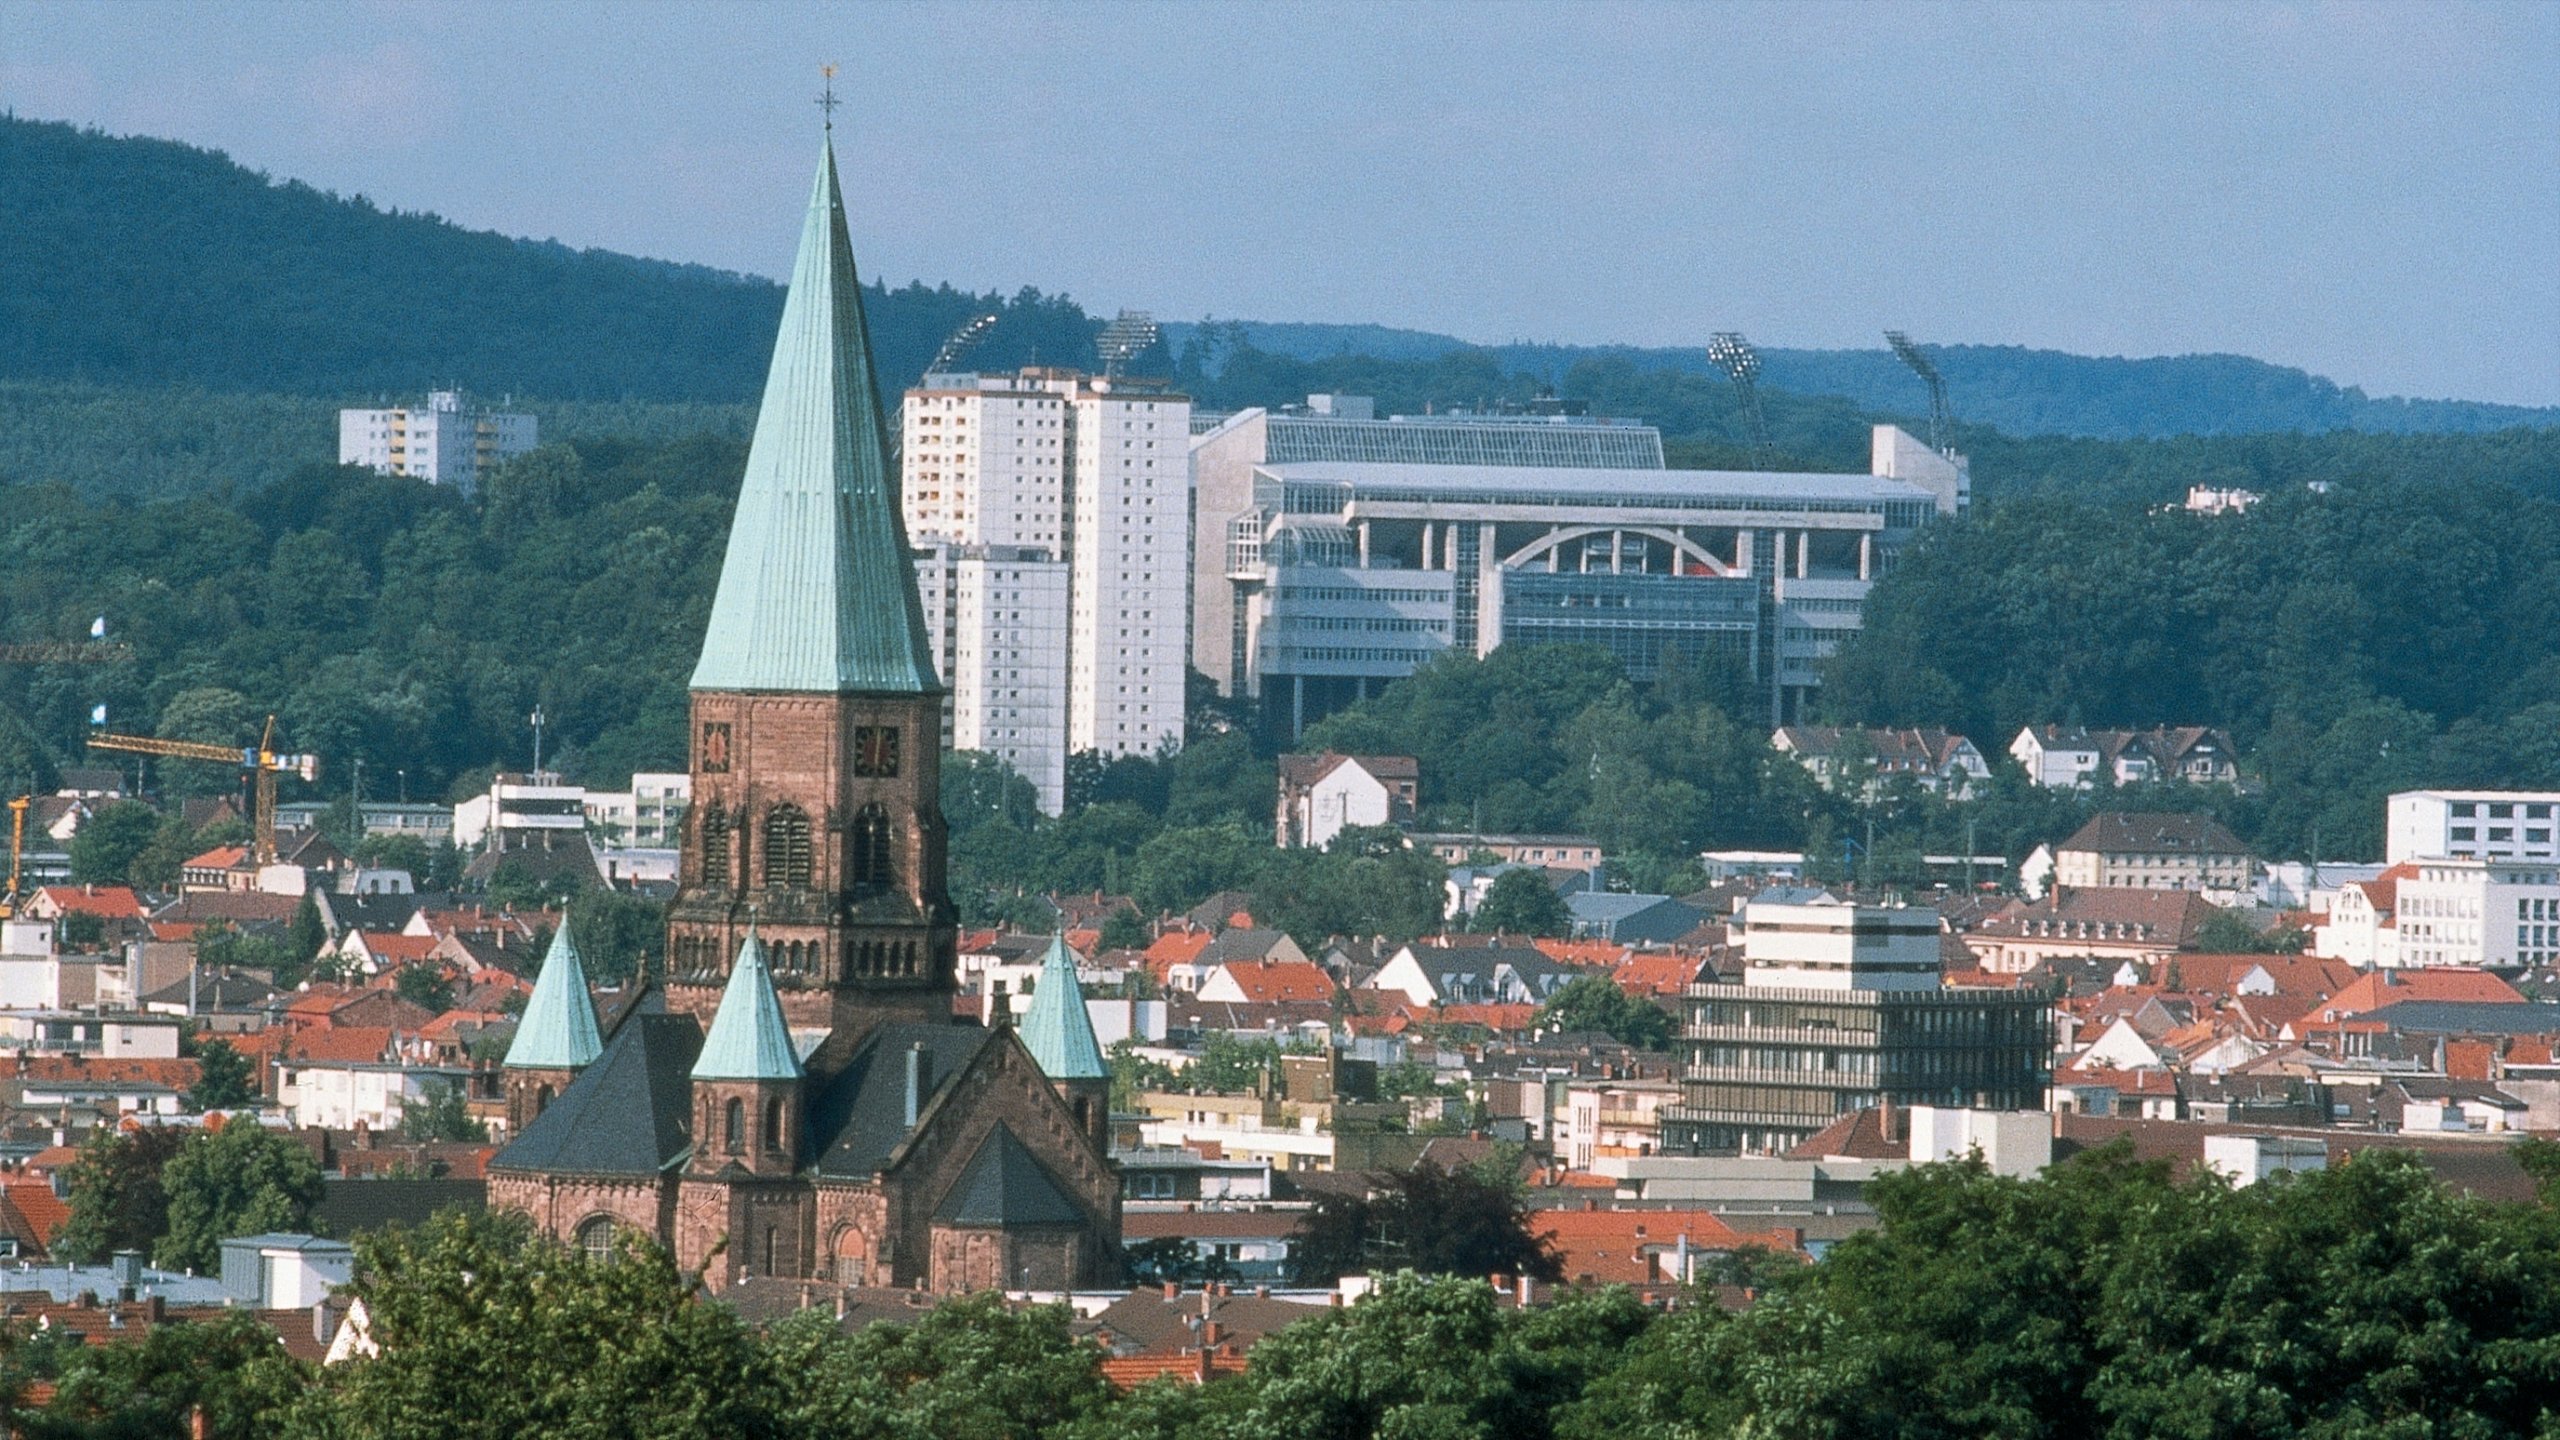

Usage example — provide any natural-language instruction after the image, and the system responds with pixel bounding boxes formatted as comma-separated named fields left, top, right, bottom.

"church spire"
left=689, top=133, right=939, bottom=695
left=692, top=926, right=805, bottom=1081
left=504, top=917, right=602, bottom=1070
left=1018, top=933, right=1108, bottom=1081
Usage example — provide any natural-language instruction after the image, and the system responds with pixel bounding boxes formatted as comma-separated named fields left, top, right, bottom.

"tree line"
left=10, top=1145, right=2557, bottom=1438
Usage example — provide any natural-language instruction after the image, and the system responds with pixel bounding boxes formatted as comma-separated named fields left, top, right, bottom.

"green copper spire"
left=504, top=918, right=603, bottom=1070
left=691, top=927, right=805, bottom=1082
left=1018, top=933, right=1108, bottom=1081
left=689, top=136, right=939, bottom=695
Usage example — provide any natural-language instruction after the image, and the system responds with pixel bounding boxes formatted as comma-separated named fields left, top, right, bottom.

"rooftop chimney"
left=903, top=1045, right=931, bottom=1128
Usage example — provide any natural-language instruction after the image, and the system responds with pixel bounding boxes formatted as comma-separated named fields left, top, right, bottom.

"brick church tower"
left=490, top=125, right=1120, bottom=1297
left=663, top=131, right=958, bottom=1069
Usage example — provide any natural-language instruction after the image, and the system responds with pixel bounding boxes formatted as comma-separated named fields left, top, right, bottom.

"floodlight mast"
left=1884, top=330, right=1954, bottom=456
left=1706, top=332, right=1775, bottom=469
left=1095, top=310, right=1160, bottom=381
left=929, top=313, right=1000, bottom=375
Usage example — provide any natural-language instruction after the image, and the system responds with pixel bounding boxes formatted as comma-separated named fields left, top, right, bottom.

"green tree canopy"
left=1469, top=868, right=1572, bottom=937
left=1533, top=975, right=1674, bottom=1050
left=54, top=1126, right=188, bottom=1264
left=156, top=1119, right=323, bottom=1273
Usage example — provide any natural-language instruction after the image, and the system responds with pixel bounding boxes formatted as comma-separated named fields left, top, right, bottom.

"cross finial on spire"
left=817, top=63, right=840, bottom=130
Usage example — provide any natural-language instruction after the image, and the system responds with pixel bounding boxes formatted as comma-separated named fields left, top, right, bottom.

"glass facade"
left=1663, top=982, right=2054, bottom=1156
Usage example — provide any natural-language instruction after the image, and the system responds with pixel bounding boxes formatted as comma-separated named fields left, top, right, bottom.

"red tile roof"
left=1210, top=960, right=1336, bottom=1003
left=36, top=885, right=144, bottom=920
left=285, top=1027, right=395, bottom=1064
left=181, top=845, right=250, bottom=870
left=1529, top=1206, right=1801, bottom=1286
left=2, top=1182, right=70, bottom=1245
left=1611, top=952, right=1703, bottom=996
left=2313, top=968, right=2526, bottom=1023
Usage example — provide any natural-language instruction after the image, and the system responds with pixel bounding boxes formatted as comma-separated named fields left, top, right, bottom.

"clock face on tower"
left=854, top=725, right=900, bottom=778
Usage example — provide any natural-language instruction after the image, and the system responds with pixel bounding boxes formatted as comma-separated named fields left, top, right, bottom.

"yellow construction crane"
left=87, top=717, right=318, bottom=865
left=0, top=796, right=27, bottom=919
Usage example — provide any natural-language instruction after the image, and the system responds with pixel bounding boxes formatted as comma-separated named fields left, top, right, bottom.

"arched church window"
left=764, top=804, right=813, bottom=888
left=850, top=805, right=893, bottom=890
left=701, top=809, right=732, bottom=883
left=535, top=1084, right=554, bottom=1117
left=575, top=1216, right=615, bottom=1263
left=724, top=1097, right=745, bottom=1155
left=764, top=1095, right=784, bottom=1152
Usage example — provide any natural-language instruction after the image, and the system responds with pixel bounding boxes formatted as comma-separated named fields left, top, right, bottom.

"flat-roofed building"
left=1665, top=899, right=2051, bottom=1156
left=2387, top=790, right=2560, bottom=866
left=1203, top=417, right=1964, bottom=734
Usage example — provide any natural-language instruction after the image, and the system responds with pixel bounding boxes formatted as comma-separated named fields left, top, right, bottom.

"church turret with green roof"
left=1019, top=933, right=1111, bottom=1148
left=492, top=115, right=1118, bottom=1299
left=688, top=927, right=804, bottom=1188
left=501, top=918, right=602, bottom=1133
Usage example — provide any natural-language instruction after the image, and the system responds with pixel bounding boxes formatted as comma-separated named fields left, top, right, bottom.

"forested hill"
left=1163, top=322, right=2560, bottom=439
left=10, top=115, right=2550, bottom=444
left=0, top=116, right=1116, bottom=402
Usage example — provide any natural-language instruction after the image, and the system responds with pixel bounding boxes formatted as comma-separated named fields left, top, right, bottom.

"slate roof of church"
left=490, top=1009, right=701, bottom=1177
left=934, top=1125, right=1085, bottom=1227
left=810, top=1023, right=995, bottom=1178
left=689, top=135, right=938, bottom=695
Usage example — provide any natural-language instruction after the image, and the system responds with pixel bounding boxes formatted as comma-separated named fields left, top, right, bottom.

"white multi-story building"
left=339, top=390, right=536, bottom=494
left=1197, top=405, right=1964, bottom=734
left=2386, top=790, right=2560, bottom=867
left=913, top=543, right=1073, bottom=812
left=2389, top=858, right=2560, bottom=969
left=904, top=368, right=1190, bottom=811
left=581, top=773, right=691, bottom=847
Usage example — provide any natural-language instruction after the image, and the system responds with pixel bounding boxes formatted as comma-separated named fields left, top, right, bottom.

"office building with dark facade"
left=1663, top=899, right=2052, bottom=1156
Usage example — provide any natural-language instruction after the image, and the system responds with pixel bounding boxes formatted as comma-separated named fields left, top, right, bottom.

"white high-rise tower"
left=904, top=367, right=1189, bottom=812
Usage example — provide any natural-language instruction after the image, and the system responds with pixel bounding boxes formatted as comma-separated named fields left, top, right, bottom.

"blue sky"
left=4, top=0, right=2554, bottom=405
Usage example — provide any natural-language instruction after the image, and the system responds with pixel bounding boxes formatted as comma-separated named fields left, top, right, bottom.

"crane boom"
left=85, top=720, right=318, bottom=866
left=0, top=642, right=133, bottom=665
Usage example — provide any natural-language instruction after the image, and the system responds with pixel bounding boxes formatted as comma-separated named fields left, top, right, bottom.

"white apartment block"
left=2385, top=791, right=2560, bottom=867
left=339, top=390, right=536, bottom=494
left=2391, top=858, right=2560, bottom=969
left=914, top=543, right=1072, bottom=812
left=904, top=369, right=1190, bottom=810
left=1066, top=383, right=1189, bottom=759
left=581, top=772, right=691, bottom=848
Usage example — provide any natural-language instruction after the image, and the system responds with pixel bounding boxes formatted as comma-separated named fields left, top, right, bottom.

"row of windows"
left=698, top=804, right=896, bottom=890
left=2448, top=827, right=2554, bottom=844
left=1274, top=586, right=1450, bottom=603
left=2448, top=802, right=2556, bottom=819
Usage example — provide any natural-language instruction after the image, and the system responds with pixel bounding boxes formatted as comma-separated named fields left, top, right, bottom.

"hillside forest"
left=5, top=426, right=2560, bottom=941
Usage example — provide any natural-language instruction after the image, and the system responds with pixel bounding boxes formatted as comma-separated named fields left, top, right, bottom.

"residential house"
left=2052, top=812, right=2254, bottom=895
left=2009, top=726, right=2240, bottom=789
left=1771, top=726, right=1990, bottom=797
left=1120, top=1209, right=1302, bottom=1282
left=1966, top=889, right=2221, bottom=973
left=1564, top=893, right=1704, bottom=944
left=2313, top=863, right=2415, bottom=968
left=1195, top=959, right=1337, bottom=1005
left=1275, top=753, right=1419, bottom=849
left=1371, top=941, right=1575, bottom=1008
left=1412, top=833, right=1606, bottom=869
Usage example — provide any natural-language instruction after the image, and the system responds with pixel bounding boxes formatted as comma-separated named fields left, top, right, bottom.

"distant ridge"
left=2, top=115, right=2548, bottom=442
left=1160, top=322, right=2558, bottom=440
